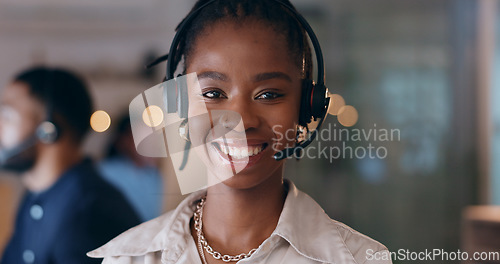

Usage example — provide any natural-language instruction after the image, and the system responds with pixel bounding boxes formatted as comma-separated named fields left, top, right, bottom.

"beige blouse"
left=88, top=180, right=392, bottom=264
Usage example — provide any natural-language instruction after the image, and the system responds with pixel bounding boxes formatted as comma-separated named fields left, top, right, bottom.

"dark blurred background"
left=0, top=0, right=499, bottom=263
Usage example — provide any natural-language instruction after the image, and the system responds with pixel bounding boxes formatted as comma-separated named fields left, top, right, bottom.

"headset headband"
left=166, top=0, right=325, bottom=88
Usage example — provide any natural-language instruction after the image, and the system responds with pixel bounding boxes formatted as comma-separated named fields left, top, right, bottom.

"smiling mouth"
left=212, top=142, right=268, bottom=160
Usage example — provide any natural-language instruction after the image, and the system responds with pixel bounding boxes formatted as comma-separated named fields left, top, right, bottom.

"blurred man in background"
left=0, top=66, right=140, bottom=264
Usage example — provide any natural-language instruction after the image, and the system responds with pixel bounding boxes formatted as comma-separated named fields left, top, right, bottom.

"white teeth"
left=241, top=149, right=248, bottom=157
left=217, top=144, right=265, bottom=159
left=235, top=148, right=241, bottom=157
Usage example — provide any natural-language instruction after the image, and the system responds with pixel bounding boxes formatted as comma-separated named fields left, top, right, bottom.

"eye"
left=202, top=89, right=226, bottom=99
left=256, top=91, right=284, bottom=100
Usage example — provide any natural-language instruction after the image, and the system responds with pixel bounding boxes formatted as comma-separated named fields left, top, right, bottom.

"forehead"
left=186, top=20, right=300, bottom=76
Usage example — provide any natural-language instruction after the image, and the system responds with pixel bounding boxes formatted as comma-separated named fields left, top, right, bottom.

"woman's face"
left=186, top=20, right=302, bottom=189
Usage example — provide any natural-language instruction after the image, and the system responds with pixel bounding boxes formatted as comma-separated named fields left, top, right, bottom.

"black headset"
left=151, top=0, right=330, bottom=161
left=36, top=69, right=60, bottom=144
left=0, top=69, right=60, bottom=166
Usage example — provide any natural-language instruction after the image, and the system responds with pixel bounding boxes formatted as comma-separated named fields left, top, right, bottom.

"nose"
left=221, top=96, right=261, bottom=133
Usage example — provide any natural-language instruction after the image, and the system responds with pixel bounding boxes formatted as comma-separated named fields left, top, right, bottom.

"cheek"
left=187, top=114, right=211, bottom=147
left=0, top=111, right=32, bottom=148
left=268, top=104, right=301, bottom=150
left=0, top=125, right=21, bottom=148
left=186, top=86, right=212, bottom=145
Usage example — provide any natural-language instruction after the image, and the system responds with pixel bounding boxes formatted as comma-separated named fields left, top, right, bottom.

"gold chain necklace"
left=193, top=197, right=258, bottom=263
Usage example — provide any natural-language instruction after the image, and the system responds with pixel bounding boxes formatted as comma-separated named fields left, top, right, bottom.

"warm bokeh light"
left=337, top=105, right=358, bottom=127
left=142, top=105, right=164, bottom=127
left=328, top=94, right=346, bottom=116
left=90, top=110, right=111, bottom=132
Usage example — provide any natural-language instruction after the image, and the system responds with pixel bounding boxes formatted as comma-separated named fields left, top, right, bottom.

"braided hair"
left=173, top=0, right=313, bottom=80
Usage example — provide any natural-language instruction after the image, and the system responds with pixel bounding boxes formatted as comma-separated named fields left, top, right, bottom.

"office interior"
left=0, top=0, right=499, bottom=263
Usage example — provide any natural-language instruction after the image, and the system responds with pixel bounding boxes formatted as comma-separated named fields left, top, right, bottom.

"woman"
left=88, top=0, right=391, bottom=263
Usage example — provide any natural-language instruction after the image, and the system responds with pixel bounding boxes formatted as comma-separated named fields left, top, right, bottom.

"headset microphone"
left=0, top=135, right=37, bottom=166
left=273, top=96, right=330, bottom=161
left=0, top=120, right=59, bottom=167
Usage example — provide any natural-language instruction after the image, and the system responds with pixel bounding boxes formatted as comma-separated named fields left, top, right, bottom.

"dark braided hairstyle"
left=173, top=0, right=313, bottom=80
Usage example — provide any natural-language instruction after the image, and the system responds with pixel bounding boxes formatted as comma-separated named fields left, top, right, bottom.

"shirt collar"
left=88, top=180, right=354, bottom=263
left=273, top=180, right=353, bottom=263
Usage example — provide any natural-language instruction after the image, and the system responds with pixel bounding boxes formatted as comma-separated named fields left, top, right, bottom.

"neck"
left=23, top=141, right=83, bottom=192
left=201, top=169, right=286, bottom=256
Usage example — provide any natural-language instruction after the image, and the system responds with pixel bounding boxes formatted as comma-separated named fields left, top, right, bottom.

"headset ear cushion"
left=36, top=121, right=59, bottom=144
left=299, top=79, right=314, bottom=127
left=311, top=83, right=327, bottom=119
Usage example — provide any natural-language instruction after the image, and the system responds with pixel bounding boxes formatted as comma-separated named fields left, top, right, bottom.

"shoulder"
left=70, top=161, right=139, bottom=217
left=329, top=220, right=389, bottom=263
left=87, top=190, right=204, bottom=259
left=279, top=180, right=390, bottom=264
left=57, top=161, right=141, bottom=239
left=41, top=159, right=140, bottom=225
left=87, top=210, right=176, bottom=258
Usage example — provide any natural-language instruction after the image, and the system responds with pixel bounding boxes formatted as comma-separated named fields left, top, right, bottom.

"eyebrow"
left=196, top=71, right=293, bottom=83
left=253, top=72, right=292, bottom=83
left=197, top=71, right=229, bottom=82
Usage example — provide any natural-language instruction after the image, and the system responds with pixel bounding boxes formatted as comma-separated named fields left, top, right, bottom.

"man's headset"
left=148, top=0, right=330, bottom=161
left=0, top=70, right=60, bottom=166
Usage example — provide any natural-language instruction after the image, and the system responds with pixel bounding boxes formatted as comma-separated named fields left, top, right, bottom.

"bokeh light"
left=337, top=105, right=358, bottom=127
left=142, top=105, right=164, bottom=127
left=90, top=110, right=111, bottom=132
left=328, top=94, right=346, bottom=116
